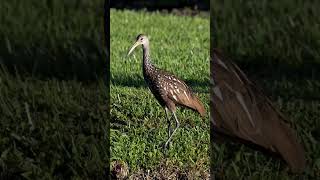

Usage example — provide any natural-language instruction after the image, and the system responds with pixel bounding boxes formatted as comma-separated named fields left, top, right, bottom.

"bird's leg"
left=165, top=107, right=172, bottom=138
left=164, top=111, right=180, bottom=149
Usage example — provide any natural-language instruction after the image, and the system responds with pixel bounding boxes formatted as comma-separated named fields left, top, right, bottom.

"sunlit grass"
left=110, top=9, right=210, bottom=177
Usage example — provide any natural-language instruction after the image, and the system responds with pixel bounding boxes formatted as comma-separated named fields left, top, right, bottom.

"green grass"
left=212, top=0, right=320, bottom=179
left=110, top=9, right=210, bottom=178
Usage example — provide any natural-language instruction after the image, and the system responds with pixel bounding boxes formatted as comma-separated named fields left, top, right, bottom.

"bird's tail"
left=192, top=96, right=206, bottom=117
left=274, top=121, right=306, bottom=173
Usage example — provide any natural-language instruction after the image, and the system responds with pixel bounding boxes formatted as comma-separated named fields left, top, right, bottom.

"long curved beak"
left=127, top=41, right=141, bottom=56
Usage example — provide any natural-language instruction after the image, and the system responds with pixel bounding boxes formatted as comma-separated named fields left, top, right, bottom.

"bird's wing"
left=159, top=71, right=193, bottom=104
left=159, top=70, right=205, bottom=115
left=211, top=48, right=305, bottom=173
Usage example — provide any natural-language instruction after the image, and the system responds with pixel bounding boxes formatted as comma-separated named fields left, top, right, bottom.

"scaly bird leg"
left=164, top=111, right=180, bottom=149
left=165, top=107, right=172, bottom=138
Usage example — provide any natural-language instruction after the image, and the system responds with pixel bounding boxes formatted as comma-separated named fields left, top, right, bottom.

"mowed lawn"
left=212, top=0, right=320, bottom=179
left=110, top=9, right=210, bottom=177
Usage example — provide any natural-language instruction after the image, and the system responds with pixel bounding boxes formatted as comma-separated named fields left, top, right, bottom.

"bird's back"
left=144, top=64, right=205, bottom=117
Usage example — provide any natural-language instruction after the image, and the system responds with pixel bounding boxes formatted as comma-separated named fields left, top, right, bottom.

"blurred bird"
left=127, top=34, right=206, bottom=149
left=211, top=48, right=306, bottom=173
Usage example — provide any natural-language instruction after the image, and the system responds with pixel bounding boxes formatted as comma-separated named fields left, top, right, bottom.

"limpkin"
left=127, top=34, right=206, bottom=149
left=211, top=48, right=306, bottom=173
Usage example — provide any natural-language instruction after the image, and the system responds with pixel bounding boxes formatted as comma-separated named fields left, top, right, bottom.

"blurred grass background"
left=212, top=0, right=320, bottom=179
left=0, top=0, right=109, bottom=179
left=110, top=9, right=210, bottom=178
left=0, top=0, right=105, bottom=80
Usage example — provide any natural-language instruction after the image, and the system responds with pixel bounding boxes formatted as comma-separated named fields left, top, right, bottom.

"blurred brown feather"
left=211, top=48, right=306, bottom=173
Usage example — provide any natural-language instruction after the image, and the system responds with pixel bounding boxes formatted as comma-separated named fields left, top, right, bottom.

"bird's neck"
left=142, top=45, right=154, bottom=73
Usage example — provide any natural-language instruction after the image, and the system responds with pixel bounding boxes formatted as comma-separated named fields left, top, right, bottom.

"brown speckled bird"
left=127, top=34, right=205, bottom=149
left=211, top=48, right=306, bottom=173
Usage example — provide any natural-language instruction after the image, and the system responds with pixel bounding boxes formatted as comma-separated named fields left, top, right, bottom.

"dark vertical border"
left=210, top=0, right=216, bottom=179
left=103, top=0, right=110, bottom=179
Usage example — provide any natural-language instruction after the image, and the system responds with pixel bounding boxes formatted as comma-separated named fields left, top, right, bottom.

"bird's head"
left=127, top=34, right=149, bottom=56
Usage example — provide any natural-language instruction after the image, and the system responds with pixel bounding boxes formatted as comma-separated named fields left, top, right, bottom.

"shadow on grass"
left=0, top=38, right=107, bottom=82
left=110, top=0, right=209, bottom=11
left=111, top=73, right=210, bottom=93
left=1, top=40, right=319, bottom=90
